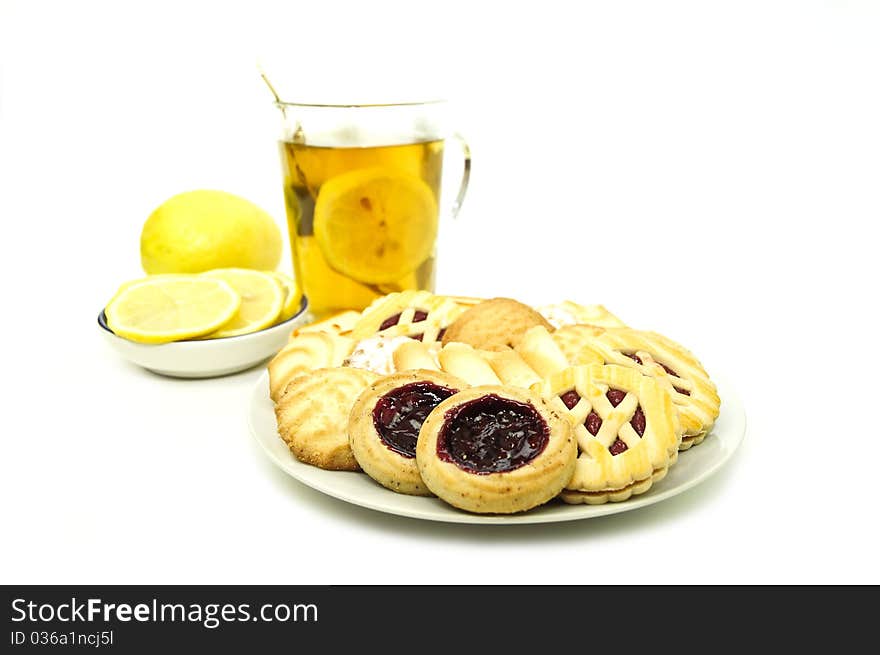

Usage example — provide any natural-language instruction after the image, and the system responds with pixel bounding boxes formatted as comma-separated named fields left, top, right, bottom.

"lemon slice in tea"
left=105, top=276, right=241, bottom=344
left=201, top=268, right=285, bottom=338
left=313, top=167, right=439, bottom=285
left=294, top=236, right=385, bottom=313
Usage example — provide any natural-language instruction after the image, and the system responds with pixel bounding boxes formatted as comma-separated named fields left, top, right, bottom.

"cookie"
left=343, top=334, right=416, bottom=376
left=536, top=301, right=626, bottom=329
left=569, top=328, right=720, bottom=450
left=392, top=340, right=441, bottom=371
left=292, top=310, right=362, bottom=337
left=348, top=369, right=467, bottom=496
left=551, top=324, right=608, bottom=364
left=268, top=331, right=355, bottom=401
left=535, top=364, right=680, bottom=504
left=515, top=325, right=570, bottom=379
left=437, top=342, right=503, bottom=386
left=416, top=385, right=577, bottom=514
left=274, top=367, right=379, bottom=470
left=441, top=297, right=553, bottom=351
left=481, top=349, right=543, bottom=389
left=351, top=290, right=465, bottom=343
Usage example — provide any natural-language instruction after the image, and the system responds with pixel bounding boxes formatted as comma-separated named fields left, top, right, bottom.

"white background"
left=1, top=0, right=878, bottom=584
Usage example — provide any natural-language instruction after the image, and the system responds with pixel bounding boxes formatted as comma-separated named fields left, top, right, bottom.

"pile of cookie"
left=267, top=291, right=720, bottom=514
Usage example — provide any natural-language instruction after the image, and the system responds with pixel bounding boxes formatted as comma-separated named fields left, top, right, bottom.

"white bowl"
left=98, top=296, right=310, bottom=378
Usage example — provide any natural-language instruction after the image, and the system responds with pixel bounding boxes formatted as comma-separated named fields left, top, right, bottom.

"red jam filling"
left=379, top=309, right=429, bottom=331
left=560, top=389, right=645, bottom=456
left=656, top=361, right=691, bottom=396
left=372, top=382, right=457, bottom=458
left=437, top=394, right=549, bottom=474
left=624, top=352, right=690, bottom=396
left=559, top=390, right=581, bottom=410
left=625, top=352, right=644, bottom=365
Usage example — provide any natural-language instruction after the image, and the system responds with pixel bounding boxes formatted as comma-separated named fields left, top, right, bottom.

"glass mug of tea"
left=270, top=95, right=470, bottom=317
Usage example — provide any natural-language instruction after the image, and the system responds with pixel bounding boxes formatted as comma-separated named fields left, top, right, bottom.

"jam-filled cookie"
left=417, top=386, right=576, bottom=514
left=554, top=327, right=720, bottom=450
left=274, top=367, right=379, bottom=470
left=351, top=290, right=465, bottom=343
left=348, top=370, right=467, bottom=496
left=441, top=298, right=554, bottom=351
left=268, top=331, right=355, bottom=401
left=536, top=364, right=680, bottom=504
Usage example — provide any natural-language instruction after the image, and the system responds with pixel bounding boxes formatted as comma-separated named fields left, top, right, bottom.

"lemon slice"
left=105, top=276, right=241, bottom=344
left=108, top=274, right=203, bottom=305
left=201, top=268, right=285, bottom=337
left=294, top=236, right=383, bottom=313
left=313, top=167, right=439, bottom=285
left=269, top=271, right=303, bottom=323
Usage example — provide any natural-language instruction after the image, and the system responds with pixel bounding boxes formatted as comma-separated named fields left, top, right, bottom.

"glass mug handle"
left=448, top=132, right=471, bottom=219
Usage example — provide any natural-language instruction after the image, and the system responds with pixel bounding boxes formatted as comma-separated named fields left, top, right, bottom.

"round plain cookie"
left=441, top=297, right=554, bottom=351
left=268, top=331, right=354, bottom=401
left=348, top=369, right=468, bottom=496
left=416, top=385, right=576, bottom=514
left=274, top=367, right=379, bottom=470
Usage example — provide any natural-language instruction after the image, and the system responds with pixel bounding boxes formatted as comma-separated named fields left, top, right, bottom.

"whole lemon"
left=140, top=190, right=283, bottom=274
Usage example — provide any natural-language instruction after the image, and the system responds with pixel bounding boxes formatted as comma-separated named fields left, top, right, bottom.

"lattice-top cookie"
left=553, top=327, right=720, bottom=450
left=351, top=290, right=465, bottom=343
left=535, top=364, right=680, bottom=505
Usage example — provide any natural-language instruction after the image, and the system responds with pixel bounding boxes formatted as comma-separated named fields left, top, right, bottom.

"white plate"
left=248, top=371, right=746, bottom=524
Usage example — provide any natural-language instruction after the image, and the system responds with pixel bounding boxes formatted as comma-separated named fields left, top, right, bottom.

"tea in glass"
left=280, top=138, right=445, bottom=317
